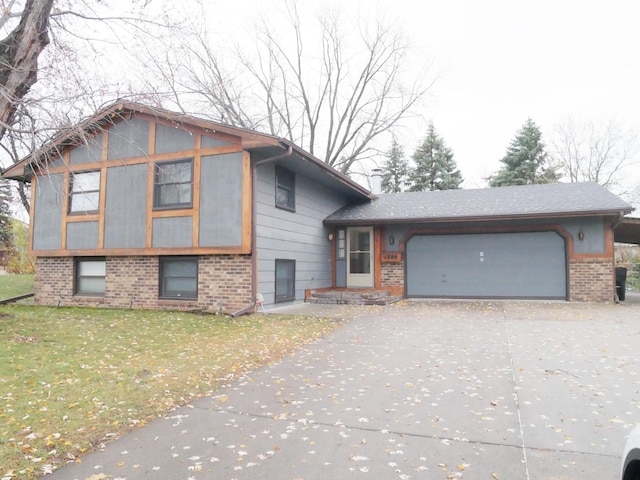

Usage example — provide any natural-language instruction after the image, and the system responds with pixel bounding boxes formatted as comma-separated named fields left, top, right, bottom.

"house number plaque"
left=381, top=252, right=402, bottom=263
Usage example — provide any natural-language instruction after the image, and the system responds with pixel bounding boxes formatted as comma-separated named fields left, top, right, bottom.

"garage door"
left=406, top=232, right=567, bottom=299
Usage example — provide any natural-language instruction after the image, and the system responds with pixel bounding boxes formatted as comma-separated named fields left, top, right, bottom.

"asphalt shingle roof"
left=325, top=182, right=633, bottom=224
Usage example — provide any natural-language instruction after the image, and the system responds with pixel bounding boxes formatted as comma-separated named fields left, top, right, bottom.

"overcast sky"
left=397, top=0, right=640, bottom=192
left=207, top=0, right=640, bottom=199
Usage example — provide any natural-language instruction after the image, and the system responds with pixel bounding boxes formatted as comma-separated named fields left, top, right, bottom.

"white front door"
left=347, top=227, right=374, bottom=288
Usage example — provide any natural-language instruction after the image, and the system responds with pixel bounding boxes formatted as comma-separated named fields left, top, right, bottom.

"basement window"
left=75, top=258, right=106, bottom=296
left=275, top=259, right=295, bottom=302
left=159, top=257, right=198, bottom=300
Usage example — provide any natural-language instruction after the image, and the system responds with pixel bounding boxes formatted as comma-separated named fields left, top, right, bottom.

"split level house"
left=2, top=102, right=635, bottom=313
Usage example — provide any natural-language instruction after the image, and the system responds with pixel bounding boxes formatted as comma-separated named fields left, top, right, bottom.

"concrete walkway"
left=47, top=300, right=640, bottom=480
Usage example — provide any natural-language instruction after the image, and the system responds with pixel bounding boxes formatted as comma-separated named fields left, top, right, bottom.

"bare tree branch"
left=551, top=118, right=639, bottom=191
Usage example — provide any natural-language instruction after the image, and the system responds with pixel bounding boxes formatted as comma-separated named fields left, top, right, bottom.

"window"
left=69, top=171, right=100, bottom=213
left=275, top=167, right=295, bottom=211
left=275, top=259, right=295, bottom=302
left=75, top=258, right=106, bottom=296
left=337, top=229, right=346, bottom=259
left=154, top=159, right=193, bottom=209
left=159, top=257, right=198, bottom=299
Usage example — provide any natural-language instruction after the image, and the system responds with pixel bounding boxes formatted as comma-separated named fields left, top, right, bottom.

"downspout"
left=612, top=211, right=626, bottom=230
left=231, top=145, right=294, bottom=317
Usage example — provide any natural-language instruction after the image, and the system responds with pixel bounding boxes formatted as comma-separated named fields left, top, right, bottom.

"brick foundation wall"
left=569, top=257, right=615, bottom=302
left=35, top=254, right=253, bottom=313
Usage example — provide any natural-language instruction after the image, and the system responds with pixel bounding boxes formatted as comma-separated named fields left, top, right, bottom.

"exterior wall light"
left=328, top=233, right=334, bottom=241
left=578, top=231, right=585, bottom=241
left=389, top=236, right=395, bottom=245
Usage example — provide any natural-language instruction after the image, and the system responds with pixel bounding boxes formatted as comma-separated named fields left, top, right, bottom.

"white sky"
left=393, top=0, right=640, bottom=192
left=205, top=0, right=640, bottom=199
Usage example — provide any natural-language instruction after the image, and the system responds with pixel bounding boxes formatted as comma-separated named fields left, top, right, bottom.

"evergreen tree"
left=408, top=122, right=462, bottom=191
left=489, top=118, right=560, bottom=187
left=381, top=136, right=409, bottom=193
left=0, top=180, right=13, bottom=266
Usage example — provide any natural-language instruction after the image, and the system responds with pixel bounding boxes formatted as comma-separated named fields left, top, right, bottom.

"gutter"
left=230, top=144, right=294, bottom=317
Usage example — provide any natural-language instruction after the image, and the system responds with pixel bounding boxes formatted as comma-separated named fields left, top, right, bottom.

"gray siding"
left=107, top=117, right=149, bottom=160
left=104, top=164, right=147, bottom=248
left=32, top=174, right=64, bottom=250
left=153, top=217, right=192, bottom=247
left=67, top=222, right=99, bottom=249
left=69, top=134, right=103, bottom=165
left=562, top=218, right=605, bottom=253
left=199, top=153, right=243, bottom=247
left=256, top=163, right=349, bottom=305
left=155, top=124, right=194, bottom=154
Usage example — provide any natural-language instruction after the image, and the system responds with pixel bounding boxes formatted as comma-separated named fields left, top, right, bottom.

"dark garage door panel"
left=406, top=232, right=567, bottom=299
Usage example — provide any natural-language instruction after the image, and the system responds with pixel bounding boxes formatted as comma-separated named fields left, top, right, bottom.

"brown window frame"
left=153, top=158, right=194, bottom=210
left=69, top=170, right=101, bottom=214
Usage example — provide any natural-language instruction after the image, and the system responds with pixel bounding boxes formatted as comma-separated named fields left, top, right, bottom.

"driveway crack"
left=502, top=305, right=531, bottom=480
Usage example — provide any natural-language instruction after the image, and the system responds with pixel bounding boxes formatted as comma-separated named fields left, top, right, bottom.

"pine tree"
left=408, top=122, right=462, bottom=191
left=489, top=118, right=560, bottom=187
left=0, top=180, right=13, bottom=267
left=381, top=136, right=409, bottom=193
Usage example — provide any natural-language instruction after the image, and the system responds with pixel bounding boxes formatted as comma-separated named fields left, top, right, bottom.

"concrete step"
left=306, top=290, right=402, bottom=305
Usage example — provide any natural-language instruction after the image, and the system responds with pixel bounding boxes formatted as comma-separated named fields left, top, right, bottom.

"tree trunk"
left=0, top=0, right=54, bottom=141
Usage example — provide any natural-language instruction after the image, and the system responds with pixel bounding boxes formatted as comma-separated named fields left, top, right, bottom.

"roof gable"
left=2, top=101, right=372, bottom=201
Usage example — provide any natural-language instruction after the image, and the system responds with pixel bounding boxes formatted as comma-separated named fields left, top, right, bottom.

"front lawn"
left=0, top=305, right=342, bottom=478
left=0, top=274, right=34, bottom=300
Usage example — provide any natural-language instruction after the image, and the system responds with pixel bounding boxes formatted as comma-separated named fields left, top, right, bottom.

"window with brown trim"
left=153, top=159, right=193, bottom=209
left=69, top=171, right=101, bottom=214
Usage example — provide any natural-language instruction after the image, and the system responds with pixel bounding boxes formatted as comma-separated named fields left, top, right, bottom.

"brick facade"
left=35, top=254, right=253, bottom=313
left=568, top=257, right=615, bottom=302
left=381, top=262, right=403, bottom=289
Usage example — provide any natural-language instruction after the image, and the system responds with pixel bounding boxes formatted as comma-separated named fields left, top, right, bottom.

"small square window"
left=159, top=257, right=198, bottom=299
left=75, top=258, right=106, bottom=296
left=275, top=167, right=295, bottom=211
left=275, top=259, right=295, bottom=302
left=69, top=171, right=100, bottom=214
left=154, top=159, right=193, bottom=209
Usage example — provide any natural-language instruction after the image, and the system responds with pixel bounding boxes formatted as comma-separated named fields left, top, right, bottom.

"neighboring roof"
left=615, top=217, right=640, bottom=245
left=1, top=101, right=372, bottom=201
left=325, top=182, right=634, bottom=225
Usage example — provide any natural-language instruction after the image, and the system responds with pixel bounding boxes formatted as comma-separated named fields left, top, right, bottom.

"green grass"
left=0, top=275, right=34, bottom=300
left=0, top=305, right=343, bottom=478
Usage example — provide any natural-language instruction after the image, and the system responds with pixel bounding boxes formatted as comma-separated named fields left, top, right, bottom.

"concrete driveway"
left=48, top=299, right=640, bottom=480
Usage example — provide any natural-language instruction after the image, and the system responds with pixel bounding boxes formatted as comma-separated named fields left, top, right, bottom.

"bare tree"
left=551, top=118, right=639, bottom=189
left=0, top=0, right=54, bottom=141
left=141, top=2, right=433, bottom=174
left=0, top=0, right=187, bottom=214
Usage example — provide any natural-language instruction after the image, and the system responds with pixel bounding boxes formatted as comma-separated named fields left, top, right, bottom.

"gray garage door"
left=406, top=232, right=567, bottom=299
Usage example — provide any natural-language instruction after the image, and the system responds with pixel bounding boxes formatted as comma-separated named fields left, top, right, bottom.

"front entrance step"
left=306, top=290, right=402, bottom=306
